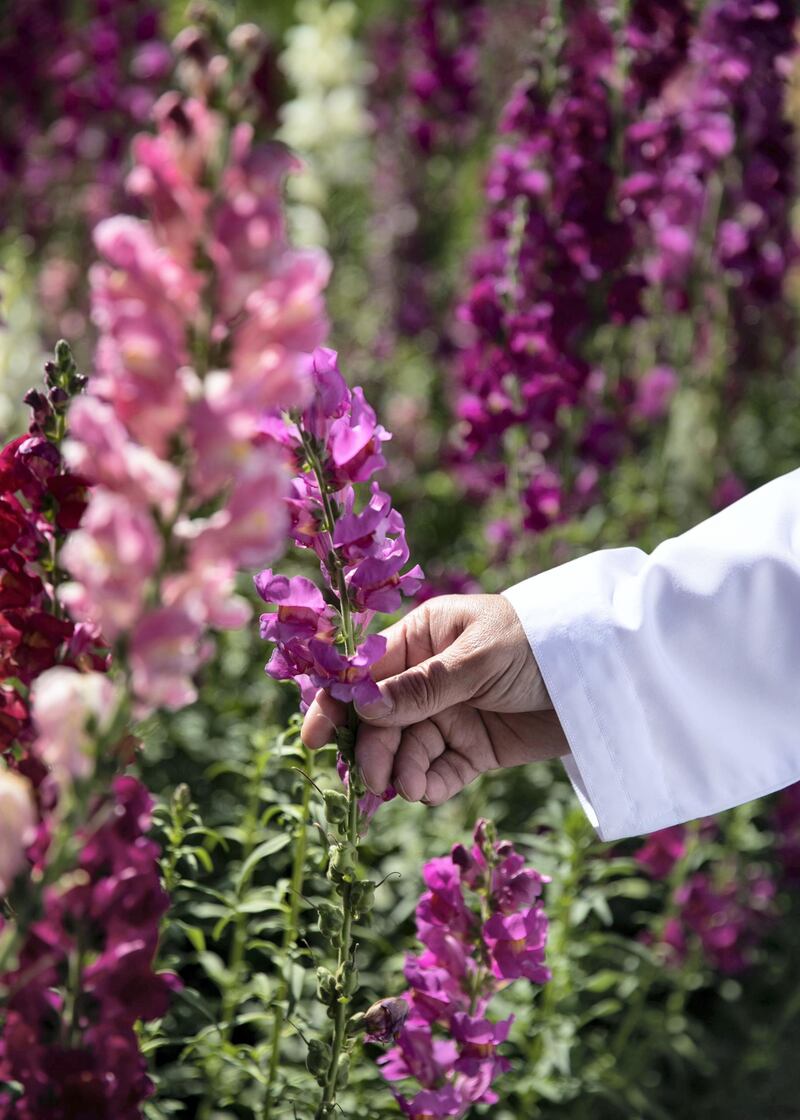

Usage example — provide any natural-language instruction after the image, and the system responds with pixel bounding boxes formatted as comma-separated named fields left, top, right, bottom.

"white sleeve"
left=503, top=468, right=800, bottom=841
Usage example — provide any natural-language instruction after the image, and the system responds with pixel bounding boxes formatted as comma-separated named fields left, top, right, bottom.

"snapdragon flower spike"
left=379, top=820, right=550, bottom=1119
left=660, top=867, right=776, bottom=976
left=256, top=346, right=423, bottom=717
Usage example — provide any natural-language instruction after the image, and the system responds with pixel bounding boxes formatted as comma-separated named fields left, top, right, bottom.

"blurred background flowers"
left=1, top=1, right=799, bottom=1118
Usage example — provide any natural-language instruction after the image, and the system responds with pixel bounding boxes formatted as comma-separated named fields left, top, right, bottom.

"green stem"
left=315, top=752, right=359, bottom=1120
left=221, top=758, right=264, bottom=1039
left=297, top=422, right=364, bottom=1117
left=300, top=431, right=355, bottom=651
left=64, top=927, right=87, bottom=1047
left=264, top=755, right=314, bottom=1120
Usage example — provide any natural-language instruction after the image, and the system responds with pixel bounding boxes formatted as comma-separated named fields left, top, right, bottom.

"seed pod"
left=316, top=966, right=337, bottom=1006
left=328, top=843, right=356, bottom=883
left=306, top=1039, right=330, bottom=1083
left=323, top=790, right=348, bottom=823
left=317, top=902, right=343, bottom=941
left=351, top=879, right=376, bottom=916
left=336, top=960, right=358, bottom=998
left=336, top=727, right=355, bottom=758
left=336, top=1052, right=350, bottom=1089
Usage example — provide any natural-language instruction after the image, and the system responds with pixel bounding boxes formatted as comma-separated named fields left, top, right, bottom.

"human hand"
left=301, top=594, right=569, bottom=805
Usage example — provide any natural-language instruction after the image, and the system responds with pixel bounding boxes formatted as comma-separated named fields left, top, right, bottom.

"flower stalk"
left=255, top=348, right=424, bottom=1112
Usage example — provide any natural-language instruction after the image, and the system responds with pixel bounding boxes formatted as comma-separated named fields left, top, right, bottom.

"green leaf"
left=198, top=951, right=234, bottom=992
left=236, top=833, right=292, bottom=888
left=177, top=922, right=206, bottom=953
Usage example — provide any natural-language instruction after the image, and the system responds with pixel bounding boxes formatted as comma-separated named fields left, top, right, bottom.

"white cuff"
left=503, top=550, right=675, bottom=842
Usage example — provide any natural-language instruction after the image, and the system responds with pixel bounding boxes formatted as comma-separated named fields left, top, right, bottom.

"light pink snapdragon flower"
left=31, top=667, right=119, bottom=785
left=0, top=770, right=37, bottom=896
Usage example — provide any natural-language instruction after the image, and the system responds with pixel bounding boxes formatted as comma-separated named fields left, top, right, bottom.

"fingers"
left=355, top=632, right=479, bottom=726
left=356, top=718, right=446, bottom=801
left=301, top=689, right=348, bottom=749
left=356, top=716, right=479, bottom=807
left=424, top=751, right=479, bottom=805
left=392, top=721, right=445, bottom=801
left=367, top=615, right=412, bottom=683
left=355, top=723, right=401, bottom=796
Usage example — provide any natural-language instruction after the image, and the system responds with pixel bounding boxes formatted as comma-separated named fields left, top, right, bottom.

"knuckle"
left=404, top=663, right=443, bottom=712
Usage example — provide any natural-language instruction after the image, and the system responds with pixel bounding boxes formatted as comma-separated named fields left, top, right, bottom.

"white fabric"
left=503, top=468, right=800, bottom=841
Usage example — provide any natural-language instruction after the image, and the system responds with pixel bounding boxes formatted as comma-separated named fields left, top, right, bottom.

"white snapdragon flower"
left=278, top=0, right=374, bottom=246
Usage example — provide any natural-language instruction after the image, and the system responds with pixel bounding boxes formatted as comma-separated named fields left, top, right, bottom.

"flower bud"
left=328, top=842, right=355, bottom=883
left=173, top=783, right=192, bottom=812
left=361, top=997, right=409, bottom=1043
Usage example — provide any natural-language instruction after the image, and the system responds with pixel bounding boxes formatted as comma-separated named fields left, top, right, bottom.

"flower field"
left=1, top=2, right=799, bottom=1118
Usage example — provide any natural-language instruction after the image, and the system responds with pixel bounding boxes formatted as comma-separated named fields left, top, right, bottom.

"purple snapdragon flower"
left=379, top=820, right=550, bottom=1118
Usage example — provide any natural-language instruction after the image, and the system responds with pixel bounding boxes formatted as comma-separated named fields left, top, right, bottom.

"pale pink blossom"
left=64, top=397, right=181, bottom=515
left=130, top=607, right=212, bottom=713
left=0, top=770, right=37, bottom=895
left=60, top=489, right=162, bottom=640
left=184, top=446, right=289, bottom=569
left=211, top=129, right=299, bottom=317
left=31, top=667, right=119, bottom=783
left=186, top=371, right=268, bottom=500
left=229, top=250, right=331, bottom=412
left=163, top=561, right=252, bottom=631
left=90, top=216, right=201, bottom=454
left=127, top=94, right=220, bottom=262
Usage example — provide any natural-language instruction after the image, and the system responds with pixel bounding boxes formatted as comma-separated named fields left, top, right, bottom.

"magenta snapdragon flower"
left=256, top=347, right=423, bottom=714
left=379, top=820, right=550, bottom=1119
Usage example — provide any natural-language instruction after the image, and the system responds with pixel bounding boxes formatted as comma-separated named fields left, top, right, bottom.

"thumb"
left=355, top=634, right=477, bottom=726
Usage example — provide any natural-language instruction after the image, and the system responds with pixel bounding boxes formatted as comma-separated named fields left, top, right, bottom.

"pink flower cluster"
left=634, top=824, right=691, bottom=879
left=772, top=780, right=800, bottom=881
left=61, top=91, right=330, bottom=712
left=256, top=348, right=423, bottom=711
left=380, top=820, right=550, bottom=1118
left=660, top=869, right=776, bottom=976
left=0, top=777, right=180, bottom=1120
left=450, top=0, right=796, bottom=545
left=635, top=821, right=776, bottom=975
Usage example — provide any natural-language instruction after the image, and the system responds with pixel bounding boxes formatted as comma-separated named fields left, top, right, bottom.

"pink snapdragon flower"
left=31, top=667, right=119, bottom=784
left=63, top=397, right=180, bottom=514
left=667, top=869, right=776, bottom=975
left=0, top=770, right=37, bottom=895
left=60, top=490, right=161, bottom=641
left=483, top=908, right=550, bottom=983
left=62, top=86, right=330, bottom=716
left=130, top=607, right=211, bottom=712
left=634, top=824, right=687, bottom=879
left=633, top=364, right=678, bottom=421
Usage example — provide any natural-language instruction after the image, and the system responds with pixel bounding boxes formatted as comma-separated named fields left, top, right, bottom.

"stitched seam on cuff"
left=603, top=621, right=683, bottom=827
left=532, top=621, right=640, bottom=837
left=563, top=633, right=640, bottom=832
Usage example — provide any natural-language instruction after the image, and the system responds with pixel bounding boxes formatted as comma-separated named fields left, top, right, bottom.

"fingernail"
left=355, top=694, right=392, bottom=720
left=356, top=765, right=377, bottom=795
left=395, top=777, right=411, bottom=800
